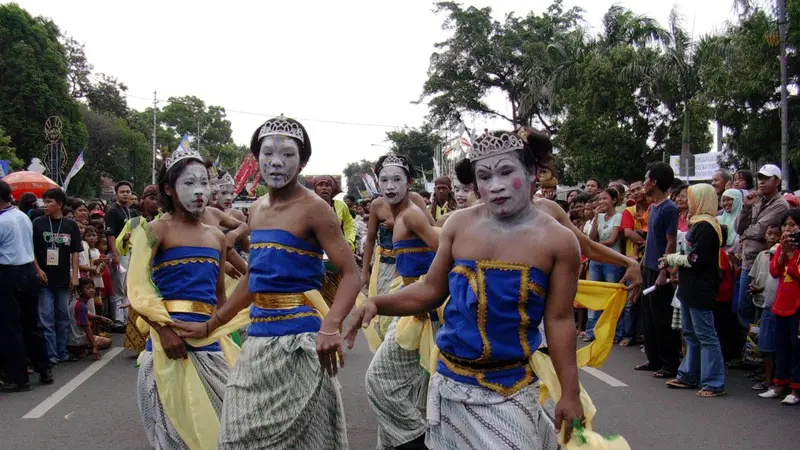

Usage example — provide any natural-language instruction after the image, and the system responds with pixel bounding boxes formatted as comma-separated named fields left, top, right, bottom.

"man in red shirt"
left=618, top=180, right=649, bottom=346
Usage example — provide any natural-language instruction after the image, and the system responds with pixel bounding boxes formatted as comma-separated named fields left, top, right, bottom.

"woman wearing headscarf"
left=717, top=189, right=743, bottom=249
left=660, top=184, right=726, bottom=398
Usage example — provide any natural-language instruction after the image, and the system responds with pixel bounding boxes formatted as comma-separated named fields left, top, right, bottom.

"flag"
left=432, top=157, right=441, bottom=178
left=247, top=172, right=261, bottom=196
left=232, top=153, right=258, bottom=195
left=62, top=149, right=86, bottom=192
left=421, top=167, right=429, bottom=187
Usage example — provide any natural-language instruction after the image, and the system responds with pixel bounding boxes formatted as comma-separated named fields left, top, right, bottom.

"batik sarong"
left=218, top=333, right=347, bottom=449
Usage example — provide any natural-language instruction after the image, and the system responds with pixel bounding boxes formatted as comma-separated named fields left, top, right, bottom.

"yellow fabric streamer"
left=531, top=280, right=629, bottom=448
left=392, top=274, right=448, bottom=374
left=362, top=246, right=402, bottom=353
left=127, top=225, right=251, bottom=450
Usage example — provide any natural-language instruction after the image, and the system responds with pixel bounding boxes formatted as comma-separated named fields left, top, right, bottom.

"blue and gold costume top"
left=146, top=246, right=221, bottom=352
left=393, top=238, right=434, bottom=282
left=377, top=223, right=396, bottom=263
left=247, top=229, right=324, bottom=337
left=435, top=260, right=548, bottom=396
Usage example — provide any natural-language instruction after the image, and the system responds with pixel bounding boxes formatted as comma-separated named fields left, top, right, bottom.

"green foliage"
left=0, top=127, right=23, bottom=169
left=0, top=3, right=88, bottom=166
left=384, top=127, right=442, bottom=181
left=342, top=159, right=376, bottom=198
left=86, top=74, right=129, bottom=118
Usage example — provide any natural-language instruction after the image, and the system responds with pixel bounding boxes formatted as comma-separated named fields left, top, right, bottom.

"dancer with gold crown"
left=364, top=152, right=441, bottom=450
left=174, top=115, right=360, bottom=449
left=128, top=140, right=249, bottom=450
left=347, top=130, right=624, bottom=450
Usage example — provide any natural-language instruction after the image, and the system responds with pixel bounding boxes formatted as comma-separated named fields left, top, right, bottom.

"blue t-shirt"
left=643, top=200, right=678, bottom=271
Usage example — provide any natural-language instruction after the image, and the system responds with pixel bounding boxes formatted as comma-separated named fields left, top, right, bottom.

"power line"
left=122, top=92, right=408, bottom=129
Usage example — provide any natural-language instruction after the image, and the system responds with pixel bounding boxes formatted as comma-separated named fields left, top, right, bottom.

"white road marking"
left=581, top=366, right=628, bottom=387
left=22, top=347, right=124, bottom=419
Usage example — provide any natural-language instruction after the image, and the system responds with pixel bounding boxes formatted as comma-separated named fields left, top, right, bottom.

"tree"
left=62, top=35, right=92, bottom=99
left=0, top=4, right=88, bottom=166
left=343, top=159, right=376, bottom=198
left=0, top=127, right=24, bottom=170
left=420, top=0, right=584, bottom=130
left=86, top=74, right=129, bottom=118
left=384, top=126, right=443, bottom=181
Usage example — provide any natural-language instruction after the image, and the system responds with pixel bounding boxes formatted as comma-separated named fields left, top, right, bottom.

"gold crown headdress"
left=469, top=132, right=525, bottom=161
left=257, top=114, right=305, bottom=144
left=165, top=137, right=203, bottom=170
left=381, top=152, right=409, bottom=172
left=219, top=172, right=235, bottom=186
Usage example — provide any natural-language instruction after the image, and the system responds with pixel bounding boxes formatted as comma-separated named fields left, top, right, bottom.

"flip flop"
left=652, top=369, right=675, bottom=379
left=634, top=362, right=657, bottom=371
left=619, top=338, right=633, bottom=347
left=696, top=389, right=726, bottom=398
left=781, top=394, right=800, bottom=405
left=666, top=378, right=697, bottom=389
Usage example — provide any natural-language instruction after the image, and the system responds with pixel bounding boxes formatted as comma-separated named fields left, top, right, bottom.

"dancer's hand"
left=619, top=259, right=642, bottom=303
left=224, top=261, right=242, bottom=279
left=343, top=301, right=378, bottom=349
left=171, top=321, right=207, bottom=340
left=360, top=266, right=370, bottom=288
left=554, top=395, right=584, bottom=442
left=316, top=330, right=344, bottom=377
left=157, top=327, right=188, bottom=360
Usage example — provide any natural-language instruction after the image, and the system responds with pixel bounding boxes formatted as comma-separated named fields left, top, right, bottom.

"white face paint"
left=474, top=153, right=532, bottom=219
left=210, top=178, right=220, bottom=206
left=378, top=166, right=409, bottom=205
left=453, top=180, right=474, bottom=209
left=259, top=136, right=301, bottom=189
left=174, top=162, right=211, bottom=218
left=219, top=183, right=236, bottom=209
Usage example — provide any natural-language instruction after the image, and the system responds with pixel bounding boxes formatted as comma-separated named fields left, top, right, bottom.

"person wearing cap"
left=313, top=175, right=356, bottom=252
left=735, top=164, right=789, bottom=330
left=540, top=169, right=558, bottom=201
left=430, top=176, right=457, bottom=221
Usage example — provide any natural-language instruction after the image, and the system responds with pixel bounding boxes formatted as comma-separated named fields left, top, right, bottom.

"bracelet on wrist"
left=319, top=330, right=339, bottom=336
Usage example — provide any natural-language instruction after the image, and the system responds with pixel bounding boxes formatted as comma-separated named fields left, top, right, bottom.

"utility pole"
left=152, top=91, right=157, bottom=184
left=778, top=0, right=790, bottom=190
left=197, top=120, right=201, bottom=153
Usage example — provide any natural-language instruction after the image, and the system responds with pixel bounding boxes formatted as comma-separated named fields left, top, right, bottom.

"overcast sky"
left=16, top=0, right=738, bottom=176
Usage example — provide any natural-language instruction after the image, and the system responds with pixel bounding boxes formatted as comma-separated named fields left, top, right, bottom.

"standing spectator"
left=72, top=199, right=90, bottom=225
left=674, top=185, right=689, bottom=232
left=0, top=181, right=53, bottom=391
left=734, top=170, right=754, bottom=192
left=662, top=184, right=726, bottom=397
left=636, top=162, right=681, bottom=379
left=620, top=180, right=650, bottom=346
left=759, top=209, right=800, bottom=404
left=712, top=170, right=733, bottom=208
left=32, top=188, right=82, bottom=364
left=585, top=188, right=624, bottom=342
left=718, top=189, right=743, bottom=249
left=748, top=224, right=781, bottom=390
left=18, top=192, right=38, bottom=218
left=734, top=165, right=788, bottom=330
left=585, top=178, right=600, bottom=195
left=104, top=181, right=138, bottom=327
left=430, top=176, right=457, bottom=221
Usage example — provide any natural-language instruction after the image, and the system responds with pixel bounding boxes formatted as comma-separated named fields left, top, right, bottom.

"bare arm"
left=209, top=272, right=253, bottom=328
left=228, top=209, right=250, bottom=252
left=361, top=204, right=380, bottom=281
left=410, top=192, right=435, bottom=225
left=226, top=248, right=248, bottom=275
left=71, top=252, right=80, bottom=285
left=214, top=230, right=228, bottom=308
left=600, top=226, right=620, bottom=247
left=589, top=217, right=599, bottom=242
left=314, top=203, right=361, bottom=332
left=623, top=228, right=645, bottom=244
left=214, top=209, right=249, bottom=248
left=405, top=206, right=440, bottom=252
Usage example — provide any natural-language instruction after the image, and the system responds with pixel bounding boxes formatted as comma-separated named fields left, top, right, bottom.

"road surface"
left=2, top=335, right=800, bottom=449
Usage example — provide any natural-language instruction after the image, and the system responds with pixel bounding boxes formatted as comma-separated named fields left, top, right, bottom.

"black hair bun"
left=455, top=158, right=474, bottom=185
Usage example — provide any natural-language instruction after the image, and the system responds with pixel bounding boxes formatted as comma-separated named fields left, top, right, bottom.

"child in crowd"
left=97, top=236, right=114, bottom=320
left=759, top=209, right=800, bottom=405
left=749, top=224, right=781, bottom=391
left=83, top=226, right=107, bottom=316
left=67, top=278, right=112, bottom=360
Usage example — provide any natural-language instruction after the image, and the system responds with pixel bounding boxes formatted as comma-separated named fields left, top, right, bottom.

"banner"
left=0, top=160, right=9, bottom=179
left=432, top=157, right=441, bottom=178
left=62, top=150, right=86, bottom=192
left=232, top=153, right=258, bottom=195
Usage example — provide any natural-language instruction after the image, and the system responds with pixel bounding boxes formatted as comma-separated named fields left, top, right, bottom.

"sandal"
left=697, top=389, right=726, bottom=398
left=634, top=362, right=657, bottom=371
left=619, top=338, right=632, bottom=347
left=581, top=336, right=595, bottom=342
left=652, top=369, right=675, bottom=379
left=666, top=378, right=697, bottom=389
left=751, top=382, right=769, bottom=391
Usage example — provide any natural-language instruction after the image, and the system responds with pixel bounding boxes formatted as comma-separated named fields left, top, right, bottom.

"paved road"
left=3, top=334, right=800, bottom=449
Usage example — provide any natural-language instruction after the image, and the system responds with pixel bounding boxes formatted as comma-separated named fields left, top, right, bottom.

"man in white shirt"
left=0, top=181, right=53, bottom=392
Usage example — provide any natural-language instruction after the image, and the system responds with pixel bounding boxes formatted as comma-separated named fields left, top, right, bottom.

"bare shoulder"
left=440, top=206, right=478, bottom=235
left=532, top=197, right=569, bottom=225
left=537, top=212, right=579, bottom=255
left=227, top=209, right=246, bottom=221
left=148, top=216, right=169, bottom=237
left=203, top=223, right=227, bottom=250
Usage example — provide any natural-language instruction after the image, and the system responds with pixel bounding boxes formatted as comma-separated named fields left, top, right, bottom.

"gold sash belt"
left=163, top=300, right=215, bottom=316
left=378, top=247, right=396, bottom=257
left=402, top=276, right=420, bottom=286
left=253, top=292, right=309, bottom=310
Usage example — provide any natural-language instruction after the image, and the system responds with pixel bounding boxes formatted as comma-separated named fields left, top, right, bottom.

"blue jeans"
left=737, top=269, right=755, bottom=328
left=586, top=261, right=624, bottom=339
left=38, top=287, right=71, bottom=362
left=677, top=303, right=726, bottom=391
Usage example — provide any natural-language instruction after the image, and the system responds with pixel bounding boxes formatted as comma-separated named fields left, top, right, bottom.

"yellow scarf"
left=688, top=184, right=723, bottom=245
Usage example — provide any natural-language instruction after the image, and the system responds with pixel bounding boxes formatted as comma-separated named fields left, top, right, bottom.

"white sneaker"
left=780, top=394, right=800, bottom=405
left=759, top=389, right=783, bottom=399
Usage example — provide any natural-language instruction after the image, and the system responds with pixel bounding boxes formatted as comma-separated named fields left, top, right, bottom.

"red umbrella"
left=4, top=171, right=59, bottom=198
